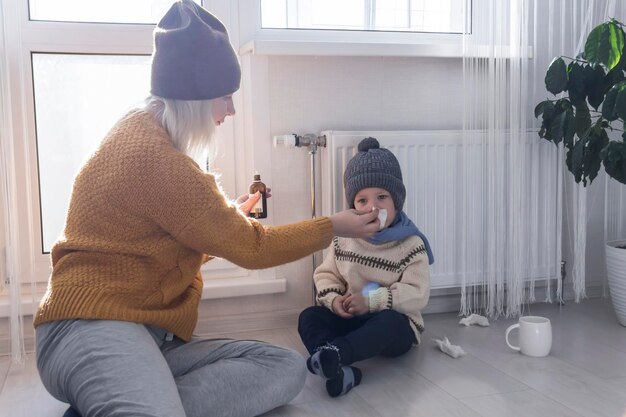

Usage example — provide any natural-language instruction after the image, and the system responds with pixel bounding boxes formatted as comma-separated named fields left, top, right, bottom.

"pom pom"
left=357, top=137, right=380, bottom=152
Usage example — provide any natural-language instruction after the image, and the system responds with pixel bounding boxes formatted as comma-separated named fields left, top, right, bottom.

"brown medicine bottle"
left=248, top=172, right=267, bottom=219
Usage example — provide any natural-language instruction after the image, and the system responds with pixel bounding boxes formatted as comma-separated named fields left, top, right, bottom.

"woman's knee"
left=36, top=321, right=70, bottom=402
left=38, top=320, right=185, bottom=417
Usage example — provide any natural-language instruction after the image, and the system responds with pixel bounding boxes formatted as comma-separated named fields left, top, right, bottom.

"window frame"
left=1, top=0, right=284, bottom=315
left=261, top=0, right=467, bottom=34
left=9, top=2, right=168, bottom=287
left=240, top=0, right=473, bottom=58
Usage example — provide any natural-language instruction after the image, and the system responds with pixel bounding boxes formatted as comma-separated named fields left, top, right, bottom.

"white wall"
left=197, top=55, right=467, bottom=330
left=271, top=54, right=466, bottom=301
left=197, top=1, right=618, bottom=328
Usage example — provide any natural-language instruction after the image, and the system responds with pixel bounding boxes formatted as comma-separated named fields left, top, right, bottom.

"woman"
left=34, top=2, right=380, bottom=417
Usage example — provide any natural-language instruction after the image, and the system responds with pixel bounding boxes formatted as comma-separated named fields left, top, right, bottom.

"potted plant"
left=535, top=18, right=626, bottom=326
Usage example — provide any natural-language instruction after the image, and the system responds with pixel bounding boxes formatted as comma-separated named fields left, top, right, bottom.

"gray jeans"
left=36, top=319, right=306, bottom=417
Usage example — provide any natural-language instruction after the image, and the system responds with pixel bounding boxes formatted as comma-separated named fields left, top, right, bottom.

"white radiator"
left=320, top=130, right=560, bottom=289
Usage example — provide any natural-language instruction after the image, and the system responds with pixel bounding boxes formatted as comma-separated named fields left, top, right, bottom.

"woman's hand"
left=329, top=208, right=380, bottom=239
left=331, top=294, right=354, bottom=319
left=342, top=292, right=368, bottom=316
left=236, top=192, right=259, bottom=215
left=235, top=188, right=272, bottom=216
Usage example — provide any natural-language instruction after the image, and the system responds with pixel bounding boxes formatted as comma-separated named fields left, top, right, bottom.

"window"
left=33, top=53, right=151, bottom=252
left=3, top=0, right=268, bottom=301
left=240, top=0, right=473, bottom=58
left=29, top=0, right=200, bottom=24
left=261, top=0, right=468, bottom=34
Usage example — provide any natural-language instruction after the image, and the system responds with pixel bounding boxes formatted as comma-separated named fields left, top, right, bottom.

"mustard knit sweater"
left=34, top=110, right=334, bottom=341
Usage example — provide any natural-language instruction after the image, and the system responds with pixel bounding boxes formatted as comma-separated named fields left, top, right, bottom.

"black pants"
left=298, top=306, right=417, bottom=365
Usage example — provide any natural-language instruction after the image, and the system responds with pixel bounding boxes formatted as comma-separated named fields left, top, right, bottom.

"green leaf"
left=585, top=24, right=606, bottom=65
left=534, top=100, right=551, bottom=119
left=563, top=109, right=576, bottom=147
left=607, top=22, right=625, bottom=70
left=586, top=65, right=606, bottom=109
left=549, top=110, right=566, bottom=144
left=539, top=113, right=552, bottom=140
left=603, top=66, right=625, bottom=93
left=585, top=21, right=625, bottom=70
left=602, top=140, right=626, bottom=184
left=585, top=128, right=609, bottom=184
left=537, top=101, right=557, bottom=142
left=567, top=62, right=586, bottom=104
left=542, top=100, right=576, bottom=146
left=566, top=125, right=610, bottom=186
left=613, top=28, right=626, bottom=71
left=602, top=84, right=620, bottom=120
left=545, top=57, right=568, bottom=95
left=574, top=102, right=591, bottom=137
left=615, top=83, right=626, bottom=119
left=569, top=137, right=585, bottom=183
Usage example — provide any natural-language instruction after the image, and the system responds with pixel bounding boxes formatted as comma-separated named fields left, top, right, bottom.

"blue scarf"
left=367, top=211, right=434, bottom=265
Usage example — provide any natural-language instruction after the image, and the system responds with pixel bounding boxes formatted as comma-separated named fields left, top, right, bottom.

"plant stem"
left=561, top=55, right=588, bottom=64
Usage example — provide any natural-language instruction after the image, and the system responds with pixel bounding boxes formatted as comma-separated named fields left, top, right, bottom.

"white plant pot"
left=606, top=240, right=626, bottom=327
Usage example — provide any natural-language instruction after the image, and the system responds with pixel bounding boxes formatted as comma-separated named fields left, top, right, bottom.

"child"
left=298, top=137, right=434, bottom=397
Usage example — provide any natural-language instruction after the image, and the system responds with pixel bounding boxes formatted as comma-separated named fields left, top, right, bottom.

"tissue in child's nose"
left=376, top=208, right=387, bottom=230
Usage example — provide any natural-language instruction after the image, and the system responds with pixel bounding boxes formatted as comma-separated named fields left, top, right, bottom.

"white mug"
left=505, top=316, right=552, bottom=357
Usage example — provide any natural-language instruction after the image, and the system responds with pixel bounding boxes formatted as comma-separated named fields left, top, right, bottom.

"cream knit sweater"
left=314, top=235, right=430, bottom=343
left=34, top=110, right=333, bottom=341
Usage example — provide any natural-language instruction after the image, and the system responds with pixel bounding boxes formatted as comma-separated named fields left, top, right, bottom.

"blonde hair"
left=144, top=95, right=217, bottom=162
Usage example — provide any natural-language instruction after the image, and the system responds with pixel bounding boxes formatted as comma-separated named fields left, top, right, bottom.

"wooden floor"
left=1, top=298, right=626, bottom=417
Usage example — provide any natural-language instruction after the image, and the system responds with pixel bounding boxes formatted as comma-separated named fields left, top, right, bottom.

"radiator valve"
left=273, top=134, right=326, bottom=150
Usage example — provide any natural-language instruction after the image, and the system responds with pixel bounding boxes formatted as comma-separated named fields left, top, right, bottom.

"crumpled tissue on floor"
left=459, top=313, right=490, bottom=327
left=433, top=336, right=466, bottom=359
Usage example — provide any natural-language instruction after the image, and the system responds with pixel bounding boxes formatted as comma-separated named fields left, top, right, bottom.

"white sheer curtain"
left=563, top=0, right=626, bottom=303
left=0, top=0, right=28, bottom=363
left=459, top=0, right=621, bottom=317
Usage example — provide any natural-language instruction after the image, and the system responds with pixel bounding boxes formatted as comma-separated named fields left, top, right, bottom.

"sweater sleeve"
left=313, top=244, right=347, bottom=310
left=174, top=180, right=333, bottom=270
left=369, top=244, right=430, bottom=315
left=134, top=144, right=333, bottom=270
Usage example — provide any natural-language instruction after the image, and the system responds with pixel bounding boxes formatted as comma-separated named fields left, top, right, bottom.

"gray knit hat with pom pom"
left=344, top=137, right=406, bottom=210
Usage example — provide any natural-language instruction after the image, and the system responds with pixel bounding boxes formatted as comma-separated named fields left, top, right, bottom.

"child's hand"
left=343, top=292, right=368, bottom=316
left=332, top=294, right=354, bottom=319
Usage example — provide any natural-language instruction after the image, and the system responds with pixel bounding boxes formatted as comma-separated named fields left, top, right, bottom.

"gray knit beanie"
left=151, top=0, right=241, bottom=100
left=344, top=137, right=406, bottom=210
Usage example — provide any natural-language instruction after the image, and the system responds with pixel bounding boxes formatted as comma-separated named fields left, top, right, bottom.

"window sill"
left=240, top=39, right=533, bottom=59
left=0, top=276, right=288, bottom=319
left=240, top=39, right=464, bottom=58
left=202, top=276, right=286, bottom=299
left=0, top=261, right=286, bottom=318
left=200, top=258, right=286, bottom=299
